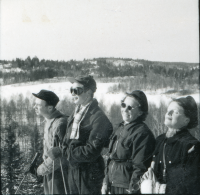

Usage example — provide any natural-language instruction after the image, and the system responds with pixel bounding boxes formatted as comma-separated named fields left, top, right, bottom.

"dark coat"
left=105, top=120, right=155, bottom=193
left=63, top=99, right=113, bottom=194
left=153, top=129, right=200, bottom=194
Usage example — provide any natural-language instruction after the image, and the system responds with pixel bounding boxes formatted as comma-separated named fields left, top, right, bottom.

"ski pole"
left=52, top=160, right=54, bottom=194
left=59, top=142, right=67, bottom=194
left=15, top=175, right=27, bottom=194
left=15, top=153, right=39, bottom=194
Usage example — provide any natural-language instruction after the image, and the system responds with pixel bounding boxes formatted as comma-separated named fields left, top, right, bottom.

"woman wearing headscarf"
left=141, top=96, right=200, bottom=194
left=102, top=90, right=155, bottom=194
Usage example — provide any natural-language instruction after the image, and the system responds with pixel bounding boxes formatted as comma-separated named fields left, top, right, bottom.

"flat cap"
left=32, top=89, right=59, bottom=106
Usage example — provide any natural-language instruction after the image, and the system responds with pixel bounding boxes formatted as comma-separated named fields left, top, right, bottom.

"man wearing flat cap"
left=31, top=90, right=68, bottom=194
left=47, top=75, right=113, bottom=194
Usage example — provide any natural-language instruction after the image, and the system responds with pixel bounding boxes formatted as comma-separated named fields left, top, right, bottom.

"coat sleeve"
left=166, top=142, right=200, bottom=194
left=128, top=128, right=155, bottom=193
left=37, top=118, right=67, bottom=176
left=67, top=114, right=113, bottom=163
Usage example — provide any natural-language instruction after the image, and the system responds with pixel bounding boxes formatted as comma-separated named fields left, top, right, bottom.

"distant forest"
left=0, top=56, right=199, bottom=86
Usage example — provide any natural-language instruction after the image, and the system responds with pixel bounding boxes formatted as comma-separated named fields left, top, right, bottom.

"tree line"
left=0, top=57, right=199, bottom=87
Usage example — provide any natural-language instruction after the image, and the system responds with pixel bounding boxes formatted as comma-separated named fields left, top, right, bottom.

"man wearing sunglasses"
left=102, top=90, right=156, bottom=194
left=47, top=75, right=113, bottom=194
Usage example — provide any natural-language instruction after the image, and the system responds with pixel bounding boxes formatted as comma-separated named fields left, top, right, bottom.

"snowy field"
left=1, top=81, right=199, bottom=111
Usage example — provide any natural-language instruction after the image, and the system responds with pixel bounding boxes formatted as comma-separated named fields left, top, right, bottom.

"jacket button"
left=160, top=161, right=162, bottom=163
left=169, top=161, right=171, bottom=163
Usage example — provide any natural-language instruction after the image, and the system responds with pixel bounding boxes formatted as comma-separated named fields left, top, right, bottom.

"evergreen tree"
left=1, top=120, right=23, bottom=194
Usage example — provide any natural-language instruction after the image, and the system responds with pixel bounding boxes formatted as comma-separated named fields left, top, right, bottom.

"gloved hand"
left=140, top=180, right=166, bottom=194
left=47, top=146, right=62, bottom=160
left=37, top=163, right=47, bottom=176
left=140, top=162, right=166, bottom=194
left=93, top=133, right=103, bottom=149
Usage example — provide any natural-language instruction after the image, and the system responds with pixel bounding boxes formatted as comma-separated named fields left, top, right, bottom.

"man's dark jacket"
left=105, top=120, right=155, bottom=193
left=153, top=129, right=200, bottom=194
left=62, top=99, right=113, bottom=194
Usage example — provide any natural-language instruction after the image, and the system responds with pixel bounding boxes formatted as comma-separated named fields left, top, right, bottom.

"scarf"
left=70, top=101, right=92, bottom=139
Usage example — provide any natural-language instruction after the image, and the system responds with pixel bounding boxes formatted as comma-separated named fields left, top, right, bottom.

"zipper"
left=113, top=126, right=123, bottom=153
left=110, top=140, right=118, bottom=175
left=111, top=161, right=115, bottom=174
left=163, top=142, right=167, bottom=182
left=110, top=127, right=124, bottom=183
left=114, top=140, right=119, bottom=153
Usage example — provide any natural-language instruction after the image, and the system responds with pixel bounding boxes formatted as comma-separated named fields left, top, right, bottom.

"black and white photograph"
left=1, top=0, right=199, bottom=194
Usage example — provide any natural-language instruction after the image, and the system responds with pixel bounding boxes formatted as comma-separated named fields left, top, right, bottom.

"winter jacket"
left=153, top=129, right=200, bottom=194
left=105, top=120, right=155, bottom=193
left=37, top=109, right=68, bottom=194
left=62, top=98, right=113, bottom=194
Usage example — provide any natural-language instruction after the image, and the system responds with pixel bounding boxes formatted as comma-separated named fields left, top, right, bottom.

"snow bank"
left=1, top=82, right=199, bottom=111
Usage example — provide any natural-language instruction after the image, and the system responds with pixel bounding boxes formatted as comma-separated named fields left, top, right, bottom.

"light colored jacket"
left=37, top=109, right=68, bottom=176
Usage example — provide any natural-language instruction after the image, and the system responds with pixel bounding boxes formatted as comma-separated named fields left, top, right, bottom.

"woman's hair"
left=172, top=96, right=198, bottom=129
left=137, top=110, right=148, bottom=122
left=123, top=94, right=148, bottom=122
left=128, top=95, right=148, bottom=121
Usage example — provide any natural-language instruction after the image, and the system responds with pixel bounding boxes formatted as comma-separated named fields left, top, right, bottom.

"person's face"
left=121, top=96, right=142, bottom=124
left=34, top=98, right=49, bottom=116
left=70, top=82, right=89, bottom=105
left=164, top=101, right=190, bottom=129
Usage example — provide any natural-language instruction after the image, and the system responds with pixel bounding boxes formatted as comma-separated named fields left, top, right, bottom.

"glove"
left=93, top=133, right=103, bottom=149
left=37, top=163, right=49, bottom=176
left=140, top=180, right=166, bottom=194
left=140, top=163, right=166, bottom=194
left=47, top=146, right=62, bottom=160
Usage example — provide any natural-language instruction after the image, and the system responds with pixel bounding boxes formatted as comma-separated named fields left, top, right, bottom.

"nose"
left=123, top=106, right=129, bottom=112
left=71, top=91, right=76, bottom=96
left=167, top=110, right=173, bottom=116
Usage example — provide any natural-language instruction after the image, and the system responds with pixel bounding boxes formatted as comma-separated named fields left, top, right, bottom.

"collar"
left=68, top=98, right=98, bottom=124
left=165, top=128, right=188, bottom=144
left=79, top=99, right=93, bottom=110
left=87, top=98, right=99, bottom=115
left=45, top=109, right=62, bottom=121
left=120, top=117, right=143, bottom=127
left=119, top=118, right=143, bottom=130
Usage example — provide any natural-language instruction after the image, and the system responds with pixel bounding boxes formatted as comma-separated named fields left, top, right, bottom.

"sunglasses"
left=70, top=87, right=84, bottom=95
left=121, top=102, right=140, bottom=111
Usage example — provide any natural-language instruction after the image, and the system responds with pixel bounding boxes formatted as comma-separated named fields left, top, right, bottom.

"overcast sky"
left=0, top=0, right=199, bottom=62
